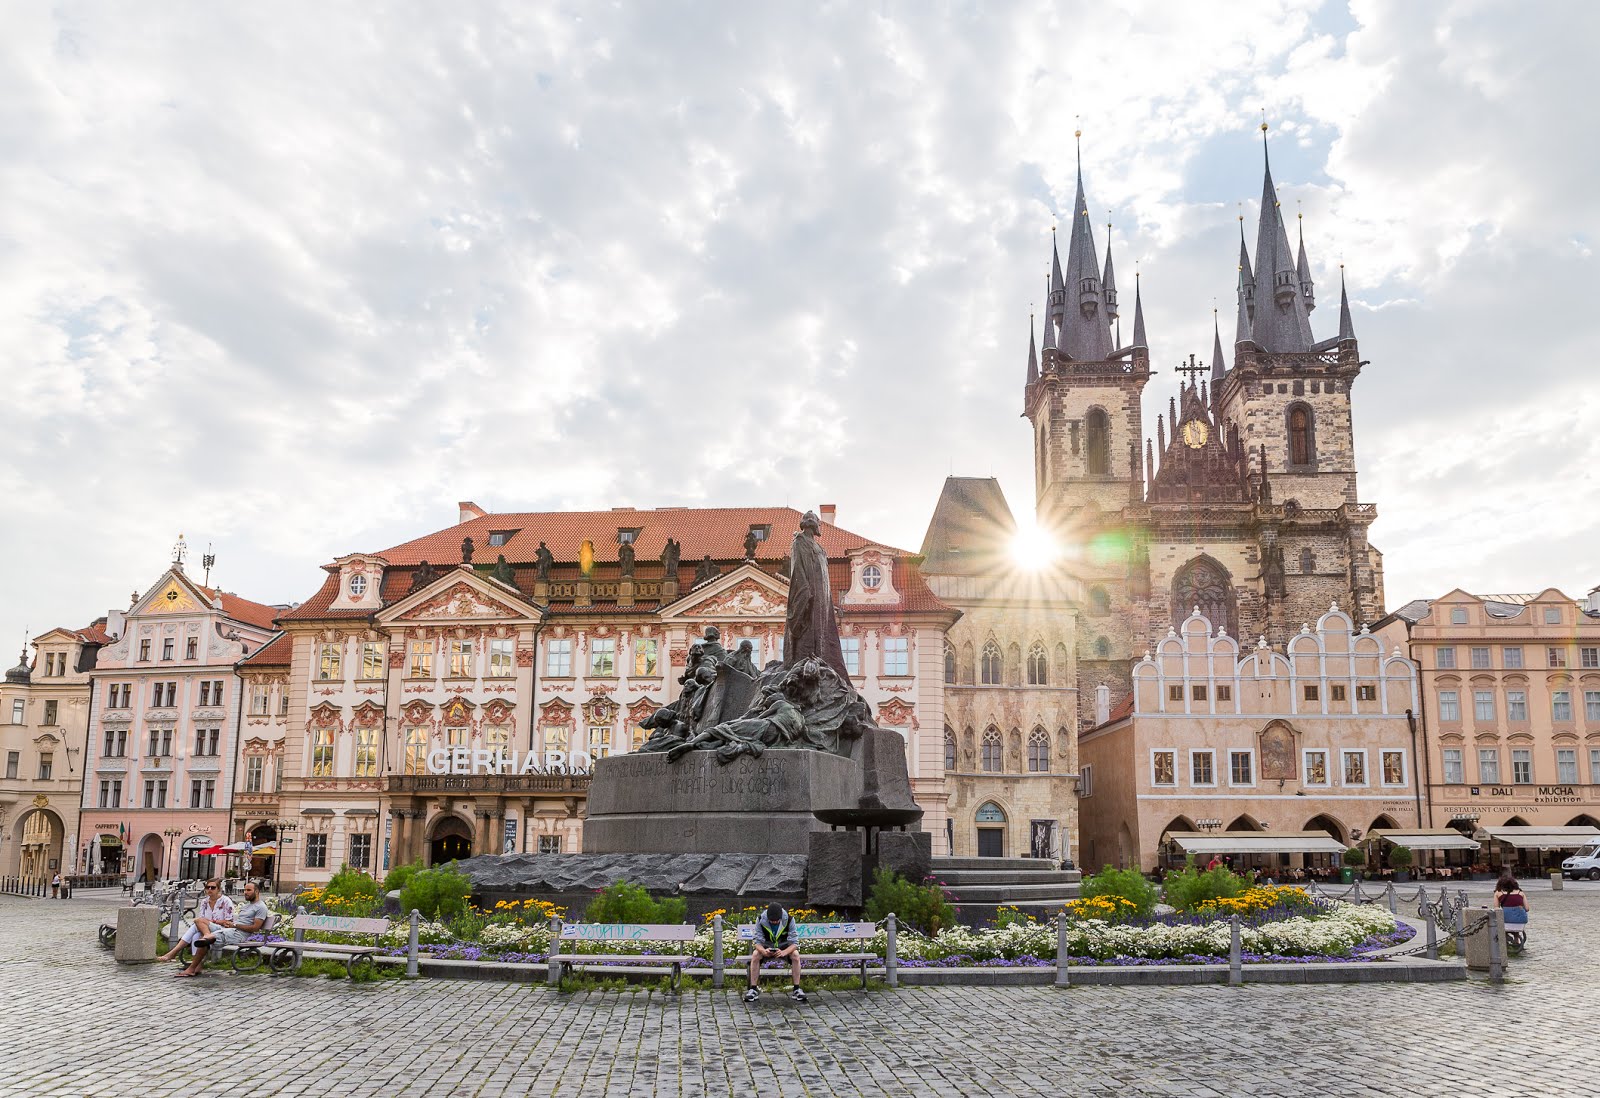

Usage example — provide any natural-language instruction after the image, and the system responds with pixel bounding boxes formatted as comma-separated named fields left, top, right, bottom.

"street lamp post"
left=266, top=818, right=299, bottom=899
left=162, top=827, right=181, bottom=882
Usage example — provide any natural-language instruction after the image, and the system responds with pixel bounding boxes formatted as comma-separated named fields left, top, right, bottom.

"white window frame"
left=488, top=638, right=514, bottom=678
left=1506, top=690, right=1528, bottom=721
left=841, top=637, right=861, bottom=677
left=1441, top=747, right=1464, bottom=785
left=1585, top=690, right=1600, bottom=722
left=361, top=643, right=385, bottom=680
left=1503, top=646, right=1523, bottom=669
left=1188, top=749, right=1216, bottom=788
left=1150, top=749, right=1177, bottom=787
left=1473, top=690, right=1496, bottom=722
left=634, top=639, right=659, bottom=677
left=589, top=637, right=616, bottom=677
left=1341, top=748, right=1369, bottom=787
left=1227, top=749, right=1255, bottom=787
left=1302, top=749, right=1330, bottom=787
left=546, top=639, right=573, bottom=677
left=1556, top=748, right=1579, bottom=785
left=1552, top=690, right=1573, bottom=722
left=1477, top=747, right=1500, bottom=785
left=1380, top=749, right=1408, bottom=787
left=1437, top=690, right=1460, bottom=722
left=1511, top=748, right=1533, bottom=785
left=882, top=636, right=909, bottom=677
left=449, top=638, right=476, bottom=678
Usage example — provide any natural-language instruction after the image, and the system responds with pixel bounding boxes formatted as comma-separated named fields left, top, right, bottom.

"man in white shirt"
left=161, top=878, right=233, bottom=972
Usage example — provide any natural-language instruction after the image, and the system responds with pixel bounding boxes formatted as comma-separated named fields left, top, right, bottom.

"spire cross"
left=1175, top=355, right=1208, bottom=386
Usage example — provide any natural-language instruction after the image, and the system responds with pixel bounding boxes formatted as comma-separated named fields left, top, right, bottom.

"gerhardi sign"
left=425, top=747, right=592, bottom=775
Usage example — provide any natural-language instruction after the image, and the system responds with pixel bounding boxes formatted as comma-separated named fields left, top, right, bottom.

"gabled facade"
left=264, top=504, right=957, bottom=887
left=0, top=623, right=105, bottom=881
left=79, top=564, right=281, bottom=880
left=1079, top=605, right=1420, bottom=871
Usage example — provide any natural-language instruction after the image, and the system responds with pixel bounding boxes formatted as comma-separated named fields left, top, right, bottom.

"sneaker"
left=743, top=987, right=759, bottom=1003
left=790, top=986, right=807, bottom=1003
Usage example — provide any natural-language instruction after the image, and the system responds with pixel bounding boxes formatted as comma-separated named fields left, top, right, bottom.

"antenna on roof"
left=202, top=544, right=216, bottom=587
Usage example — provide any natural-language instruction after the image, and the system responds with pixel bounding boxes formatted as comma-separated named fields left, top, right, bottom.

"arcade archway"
left=428, top=815, right=473, bottom=866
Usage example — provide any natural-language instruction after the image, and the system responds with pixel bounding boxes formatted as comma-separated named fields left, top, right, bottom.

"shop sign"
left=1535, top=786, right=1581, bottom=804
left=425, top=747, right=592, bottom=775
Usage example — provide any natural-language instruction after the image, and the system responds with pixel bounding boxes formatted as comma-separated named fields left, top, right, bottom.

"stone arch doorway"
left=247, top=824, right=278, bottom=883
left=428, top=815, right=473, bottom=866
left=1304, top=813, right=1346, bottom=844
left=137, top=833, right=165, bottom=883
left=974, top=801, right=1006, bottom=858
left=15, top=808, right=64, bottom=882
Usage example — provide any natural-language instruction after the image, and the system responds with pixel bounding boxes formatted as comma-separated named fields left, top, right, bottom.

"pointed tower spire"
left=1057, top=130, right=1117, bottom=362
left=1250, top=120, right=1315, bottom=352
left=1210, top=310, right=1227, bottom=390
left=1041, top=274, right=1057, bottom=353
left=1102, top=222, right=1119, bottom=321
left=1296, top=208, right=1316, bottom=313
left=1026, top=312, right=1039, bottom=385
left=1337, top=265, right=1356, bottom=343
left=1131, top=271, right=1147, bottom=349
left=1235, top=210, right=1256, bottom=348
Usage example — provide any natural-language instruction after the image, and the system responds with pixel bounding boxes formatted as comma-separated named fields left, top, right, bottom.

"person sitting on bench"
left=745, top=904, right=805, bottom=1003
left=160, top=877, right=233, bottom=968
left=175, top=879, right=269, bottom=977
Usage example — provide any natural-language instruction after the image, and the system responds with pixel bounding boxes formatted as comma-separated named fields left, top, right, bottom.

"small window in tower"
left=1293, top=380, right=1304, bottom=396
left=1311, top=382, right=1322, bottom=394
left=1299, top=549, right=1315, bottom=575
left=1085, top=410, right=1110, bottom=476
left=1288, top=406, right=1315, bottom=466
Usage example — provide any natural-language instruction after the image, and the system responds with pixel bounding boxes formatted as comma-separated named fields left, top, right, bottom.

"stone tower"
left=1022, top=150, right=1152, bottom=726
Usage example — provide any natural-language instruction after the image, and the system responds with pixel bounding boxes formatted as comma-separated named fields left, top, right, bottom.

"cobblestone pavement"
left=2, top=881, right=1595, bottom=1097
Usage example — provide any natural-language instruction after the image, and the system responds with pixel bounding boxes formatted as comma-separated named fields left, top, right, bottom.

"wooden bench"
left=264, top=914, right=391, bottom=978
left=547, top=922, right=700, bottom=991
left=734, top=921, right=881, bottom=988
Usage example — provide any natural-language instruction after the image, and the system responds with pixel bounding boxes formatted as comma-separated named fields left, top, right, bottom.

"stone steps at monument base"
left=942, top=881, right=1083, bottom=905
left=928, top=869, right=1079, bottom=886
left=932, top=857, right=1064, bottom=872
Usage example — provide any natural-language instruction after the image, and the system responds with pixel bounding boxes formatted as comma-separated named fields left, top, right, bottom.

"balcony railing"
left=387, top=773, right=592, bottom=795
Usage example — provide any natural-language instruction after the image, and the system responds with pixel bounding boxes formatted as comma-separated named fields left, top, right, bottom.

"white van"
left=1561, top=843, right=1600, bottom=881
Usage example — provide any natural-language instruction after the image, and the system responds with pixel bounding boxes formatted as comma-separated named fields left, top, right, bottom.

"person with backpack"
left=745, top=904, right=806, bottom=1003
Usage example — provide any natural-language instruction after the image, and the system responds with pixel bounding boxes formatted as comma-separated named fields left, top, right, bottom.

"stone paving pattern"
left=2, top=882, right=1596, bottom=1097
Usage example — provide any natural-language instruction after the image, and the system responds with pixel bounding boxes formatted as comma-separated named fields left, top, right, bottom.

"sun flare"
left=1010, top=522, right=1060, bottom=571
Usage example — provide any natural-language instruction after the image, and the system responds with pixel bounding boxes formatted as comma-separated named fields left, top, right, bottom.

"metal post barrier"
left=885, top=913, right=899, bottom=989
left=1352, top=880, right=1364, bottom=903
left=1425, top=904, right=1438, bottom=960
left=1385, top=882, right=1397, bottom=915
left=711, top=915, right=725, bottom=989
left=1487, top=908, right=1505, bottom=983
left=406, top=910, right=420, bottom=978
left=292, top=905, right=306, bottom=973
left=1228, top=914, right=1242, bottom=986
left=547, top=917, right=563, bottom=987
left=1054, top=912, right=1071, bottom=989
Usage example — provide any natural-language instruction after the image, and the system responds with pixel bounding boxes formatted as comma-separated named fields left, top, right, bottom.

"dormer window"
left=348, top=574, right=368, bottom=598
left=617, top=528, right=641, bottom=545
left=747, top=524, right=770, bottom=543
left=488, top=530, right=518, bottom=548
left=861, top=565, right=882, bottom=591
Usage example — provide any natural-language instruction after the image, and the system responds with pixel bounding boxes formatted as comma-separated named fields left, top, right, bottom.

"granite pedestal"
left=114, top=906, right=159, bottom=963
left=583, top=749, right=862, bottom=855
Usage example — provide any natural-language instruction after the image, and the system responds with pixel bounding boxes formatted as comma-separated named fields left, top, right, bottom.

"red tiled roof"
left=191, top=584, right=284, bottom=631
left=1083, top=693, right=1135, bottom=736
left=281, top=506, right=953, bottom=622
left=40, top=620, right=114, bottom=646
left=238, top=632, right=293, bottom=668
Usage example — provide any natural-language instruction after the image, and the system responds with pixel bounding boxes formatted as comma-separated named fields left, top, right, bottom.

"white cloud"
left=0, top=0, right=1596, bottom=649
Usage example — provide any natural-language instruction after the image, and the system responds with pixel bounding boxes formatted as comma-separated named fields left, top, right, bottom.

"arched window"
left=980, top=642, right=1003, bottom=685
left=1085, top=408, right=1110, bottom=476
left=1026, top=643, right=1048, bottom=685
left=1172, top=557, right=1237, bottom=638
left=1299, top=549, right=1315, bottom=574
left=1094, top=637, right=1111, bottom=659
left=944, top=728, right=957, bottom=772
left=981, top=729, right=1003, bottom=772
left=1088, top=586, right=1110, bottom=616
left=1027, top=728, right=1050, bottom=772
left=1288, top=405, right=1315, bottom=467
left=943, top=642, right=956, bottom=684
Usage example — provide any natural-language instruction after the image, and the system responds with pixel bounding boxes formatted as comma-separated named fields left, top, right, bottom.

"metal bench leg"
left=860, top=958, right=868, bottom=989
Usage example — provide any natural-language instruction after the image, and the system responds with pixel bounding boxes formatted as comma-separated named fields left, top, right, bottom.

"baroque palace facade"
left=250, top=504, right=956, bottom=886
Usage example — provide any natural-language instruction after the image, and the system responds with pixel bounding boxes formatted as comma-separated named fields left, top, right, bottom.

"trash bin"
left=1340, top=867, right=1354, bottom=884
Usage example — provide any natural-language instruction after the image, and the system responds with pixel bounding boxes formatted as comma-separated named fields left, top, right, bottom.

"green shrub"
left=383, top=860, right=424, bottom=894
left=863, top=868, right=957, bottom=936
left=1161, top=863, right=1247, bottom=912
left=399, top=864, right=472, bottom=921
left=325, top=864, right=381, bottom=903
left=1387, top=845, right=1413, bottom=869
left=1080, top=867, right=1158, bottom=917
left=1342, top=846, right=1366, bottom=867
left=583, top=880, right=688, bottom=925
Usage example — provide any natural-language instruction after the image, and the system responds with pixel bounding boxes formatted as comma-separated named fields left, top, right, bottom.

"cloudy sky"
left=3, top=0, right=1596, bottom=652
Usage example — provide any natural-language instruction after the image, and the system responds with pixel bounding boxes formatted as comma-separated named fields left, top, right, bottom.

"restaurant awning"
left=1165, top=831, right=1348, bottom=855
left=1366, top=829, right=1481, bottom=851
left=1486, top=826, right=1600, bottom=850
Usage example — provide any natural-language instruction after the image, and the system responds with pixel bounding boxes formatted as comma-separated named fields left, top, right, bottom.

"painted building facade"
left=263, top=504, right=956, bottom=887
left=78, top=565, right=281, bottom=881
left=920, top=477, right=1082, bottom=860
left=1376, top=588, right=1600, bottom=849
left=1078, top=606, right=1420, bottom=871
left=0, top=624, right=105, bottom=881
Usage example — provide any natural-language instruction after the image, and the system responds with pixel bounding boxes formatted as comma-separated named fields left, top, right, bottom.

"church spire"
left=1026, top=312, right=1039, bottom=384
left=1102, top=222, right=1120, bottom=321
left=1058, top=134, right=1116, bottom=362
left=1041, top=274, right=1056, bottom=352
left=1210, top=310, right=1227, bottom=392
left=1235, top=211, right=1256, bottom=348
left=1249, top=121, right=1314, bottom=352
left=1337, top=265, right=1356, bottom=343
left=1131, top=271, right=1148, bottom=350
left=1296, top=209, right=1316, bottom=313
